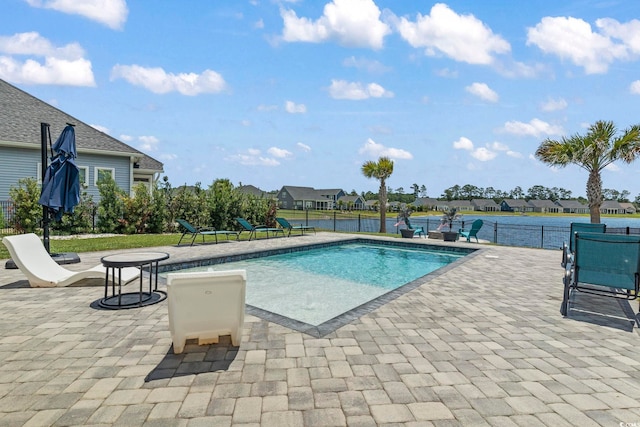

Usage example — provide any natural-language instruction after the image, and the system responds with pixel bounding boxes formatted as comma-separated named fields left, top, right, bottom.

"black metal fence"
left=285, top=211, right=640, bottom=250
left=2, top=201, right=638, bottom=251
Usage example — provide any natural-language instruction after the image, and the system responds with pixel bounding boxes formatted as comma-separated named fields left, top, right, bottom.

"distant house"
left=237, top=185, right=272, bottom=198
left=500, top=199, right=532, bottom=213
left=556, top=199, right=589, bottom=214
left=471, top=199, right=500, bottom=212
left=619, top=202, right=637, bottom=214
left=0, top=79, right=163, bottom=203
left=528, top=199, right=560, bottom=213
left=448, top=200, right=473, bottom=212
left=337, top=195, right=366, bottom=210
left=600, top=200, right=625, bottom=214
left=412, top=197, right=438, bottom=211
left=276, top=185, right=345, bottom=210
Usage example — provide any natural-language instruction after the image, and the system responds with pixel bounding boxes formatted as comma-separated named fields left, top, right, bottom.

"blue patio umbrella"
left=38, top=124, right=80, bottom=221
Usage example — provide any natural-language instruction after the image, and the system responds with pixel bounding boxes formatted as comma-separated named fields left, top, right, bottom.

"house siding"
left=0, top=145, right=133, bottom=202
left=0, top=146, right=39, bottom=201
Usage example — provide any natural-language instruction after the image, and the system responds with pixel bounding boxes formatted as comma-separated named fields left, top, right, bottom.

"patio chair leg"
left=561, top=269, right=571, bottom=316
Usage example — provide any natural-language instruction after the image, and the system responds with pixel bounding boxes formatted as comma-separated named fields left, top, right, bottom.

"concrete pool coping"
left=1, top=232, right=639, bottom=426
left=156, top=237, right=479, bottom=338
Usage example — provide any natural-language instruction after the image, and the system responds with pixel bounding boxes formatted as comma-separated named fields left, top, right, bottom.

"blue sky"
left=2, top=0, right=640, bottom=198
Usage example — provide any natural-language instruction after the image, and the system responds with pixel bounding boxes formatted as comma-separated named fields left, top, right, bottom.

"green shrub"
left=96, top=176, right=126, bottom=233
left=9, top=177, right=41, bottom=233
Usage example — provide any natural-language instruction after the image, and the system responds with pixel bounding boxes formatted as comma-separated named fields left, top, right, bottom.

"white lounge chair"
left=2, top=233, right=139, bottom=288
left=166, top=270, right=246, bottom=354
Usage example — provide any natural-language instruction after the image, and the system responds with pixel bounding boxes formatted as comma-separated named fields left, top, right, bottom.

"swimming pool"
left=161, top=240, right=473, bottom=336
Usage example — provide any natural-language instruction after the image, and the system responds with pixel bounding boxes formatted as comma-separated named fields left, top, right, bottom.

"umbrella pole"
left=41, top=122, right=50, bottom=254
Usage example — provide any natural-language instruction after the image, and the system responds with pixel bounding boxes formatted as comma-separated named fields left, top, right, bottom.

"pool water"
left=165, top=243, right=465, bottom=327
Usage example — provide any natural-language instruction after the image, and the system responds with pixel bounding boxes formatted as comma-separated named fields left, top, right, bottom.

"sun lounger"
left=176, top=219, right=239, bottom=246
left=275, top=217, right=316, bottom=237
left=236, top=218, right=284, bottom=240
left=561, top=222, right=606, bottom=267
left=2, top=233, right=139, bottom=287
left=561, top=231, right=640, bottom=316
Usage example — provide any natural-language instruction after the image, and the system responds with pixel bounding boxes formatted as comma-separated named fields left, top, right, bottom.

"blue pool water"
left=165, top=242, right=466, bottom=329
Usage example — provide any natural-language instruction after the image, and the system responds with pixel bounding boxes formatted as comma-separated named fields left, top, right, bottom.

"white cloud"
left=280, top=0, right=390, bottom=49
left=226, top=149, right=281, bottom=166
left=358, top=138, right=413, bottom=160
left=489, top=141, right=508, bottom=151
left=328, top=79, right=394, bottom=100
left=25, top=0, right=128, bottom=30
left=501, top=118, right=564, bottom=137
left=138, top=135, right=159, bottom=151
left=471, top=147, right=497, bottom=161
left=631, top=80, right=640, bottom=95
left=540, top=97, right=568, bottom=111
left=267, top=147, right=292, bottom=158
left=285, top=100, right=306, bottom=113
left=0, top=32, right=84, bottom=58
left=0, top=32, right=95, bottom=86
left=393, top=3, right=510, bottom=65
left=254, top=19, right=264, bottom=29
left=297, top=142, right=311, bottom=152
left=596, top=18, right=640, bottom=55
left=119, top=134, right=133, bottom=142
left=435, top=68, right=458, bottom=78
left=110, top=65, right=226, bottom=95
left=526, top=16, right=629, bottom=74
left=465, top=82, right=498, bottom=102
left=506, top=150, right=523, bottom=158
left=453, top=137, right=474, bottom=150
left=342, top=56, right=391, bottom=73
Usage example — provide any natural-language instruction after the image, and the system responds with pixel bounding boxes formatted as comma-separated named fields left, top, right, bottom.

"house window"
left=95, top=167, right=115, bottom=186
left=78, top=166, right=89, bottom=187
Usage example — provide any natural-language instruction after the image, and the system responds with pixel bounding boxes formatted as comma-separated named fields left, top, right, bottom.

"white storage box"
left=166, top=269, right=246, bottom=354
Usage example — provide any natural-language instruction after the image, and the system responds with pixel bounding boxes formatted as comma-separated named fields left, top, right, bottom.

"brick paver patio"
left=1, top=232, right=639, bottom=426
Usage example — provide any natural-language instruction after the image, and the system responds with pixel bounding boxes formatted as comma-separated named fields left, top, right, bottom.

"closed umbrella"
left=39, top=124, right=80, bottom=220
left=38, top=123, right=81, bottom=255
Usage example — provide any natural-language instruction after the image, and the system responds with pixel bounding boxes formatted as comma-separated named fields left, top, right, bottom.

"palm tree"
left=362, top=156, right=394, bottom=233
left=535, top=120, right=640, bottom=223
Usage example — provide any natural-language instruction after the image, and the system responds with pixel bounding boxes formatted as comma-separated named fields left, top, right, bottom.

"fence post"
left=493, top=222, right=498, bottom=244
left=305, top=209, right=309, bottom=225
left=358, top=214, right=361, bottom=232
left=333, top=211, right=337, bottom=232
left=541, top=225, right=544, bottom=248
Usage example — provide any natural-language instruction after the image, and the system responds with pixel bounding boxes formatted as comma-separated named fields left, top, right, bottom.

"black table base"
left=98, top=290, right=166, bottom=310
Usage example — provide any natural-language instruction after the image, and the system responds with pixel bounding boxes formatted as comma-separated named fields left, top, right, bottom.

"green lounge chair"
left=561, top=231, right=640, bottom=317
left=236, top=218, right=284, bottom=241
left=458, top=219, right=483, bottom=243
left=404, top=217, right=425, bottom=238
left=276, top=217, right=316, bottom=237
left=177, top=219, right=240, bottom=246
left=561, top=222, right=606, bottom=267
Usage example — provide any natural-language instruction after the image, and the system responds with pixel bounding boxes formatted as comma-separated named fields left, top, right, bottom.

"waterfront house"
left=471, top=198, right=500, bottom=212
left=337, top=195, right=366, bottom=210
left=600, top=200, right=625, bottom=214
left=528, top=199, right=561, bottom=213
left=276, top=186, right=345, bottom=210
left=500, top=199, right=533, bottom=213
left=448, top=200, right=474, bottom=212
left=556, top=199, right=589, bottom=214
left=0, top=79, right=163, bottom=204
left=412, top=197, right=438, bottom=211
left=619, top=202, right=637, bottom=214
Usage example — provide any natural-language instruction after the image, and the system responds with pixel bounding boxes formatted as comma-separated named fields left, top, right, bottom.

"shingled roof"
left=0, top=79, right=162, bottom=172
